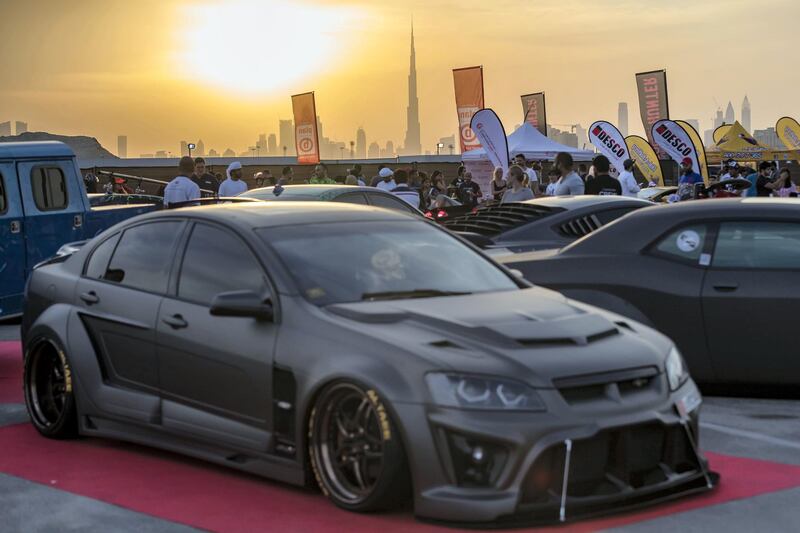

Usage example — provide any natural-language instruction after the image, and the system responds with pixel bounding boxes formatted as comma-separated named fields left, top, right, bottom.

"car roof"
left=241, top=184, right=380, bottom=198
left=123, top=201, right=416, bottom=231
left=520, top=195, right=652, bottom=210
left=0, top=141, right=75, bottom=160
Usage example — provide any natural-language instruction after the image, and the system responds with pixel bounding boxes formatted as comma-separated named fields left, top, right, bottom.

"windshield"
left=241, top=186, right=347, bottom=201
left=259, top=221, right=518, bottom=306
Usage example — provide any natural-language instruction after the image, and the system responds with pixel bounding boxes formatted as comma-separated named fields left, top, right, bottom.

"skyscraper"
left=117, top=135, right=128, bottom=158
left=685, top=119, right=700, bottom=133
left=713, top=108, right=723, bottom=129
left=180, top=141, right=189, bottom=157
left=402, top=23, right=421, bottom=156
left=258, top=133, right=268, bottom=153
left=279, top=120, right=294, bottom=155
left=268, top=134, right=277, bottom=155
left=15, top=121, right=28, bottom=134
left=367, top=142, right=380, bottom=159
left=356, top=127, right=367, bottom=159
left=386, top=141, right=395, bottom=157
left=196, top=139, right=205, bottom=156
left=741, top=95, right=751, bottom=133
left=617, top=103, right=629, bottom=137
left=724, top=101, right=735, bottom=124
left=0, top=121, right=11, bottom=137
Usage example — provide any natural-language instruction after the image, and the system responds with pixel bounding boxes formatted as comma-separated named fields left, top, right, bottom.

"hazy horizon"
left=2, top=0, right=798, bottom=156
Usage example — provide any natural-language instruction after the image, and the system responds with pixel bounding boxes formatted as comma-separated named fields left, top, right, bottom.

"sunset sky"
left=1, top=0, right=798, bottom=157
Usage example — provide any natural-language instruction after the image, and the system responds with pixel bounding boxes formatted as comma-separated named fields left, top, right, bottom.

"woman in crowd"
left=501, top=165, right=535, bottom=203
left=428, top=171, right=447, bottom=208
left=490, top=167, right=507, bottom=201
left=772, top=168, right=796, bottom=197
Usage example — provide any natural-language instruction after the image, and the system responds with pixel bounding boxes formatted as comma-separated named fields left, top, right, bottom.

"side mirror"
left=509, top=269, right=524, bottom=279
left=210, top=290, right=274, bottom=321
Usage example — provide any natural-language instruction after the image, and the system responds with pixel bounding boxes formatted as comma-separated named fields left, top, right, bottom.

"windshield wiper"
left=361, top=289, right=472, bottom=301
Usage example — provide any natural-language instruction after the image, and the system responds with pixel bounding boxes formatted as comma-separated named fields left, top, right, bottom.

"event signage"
left=676, top=120, right=709, bottom=185
left=471, top=109, right=509, bottom=174
left=651, top=119, right=701, bottom=174
left=635, top=70, right=670, bottom=159
left=291, top=92, right=320, bottom=165
left=521, top=92, right=547, bottom=137
left=776, top=116, right=800, bottom=150
left=625, top=135, right=664, bottom=186
left=712, top=123, right=733, bottom=145
left=588, top=121, right=629, bottom=171
left=453, top=66, right=485, bottom=152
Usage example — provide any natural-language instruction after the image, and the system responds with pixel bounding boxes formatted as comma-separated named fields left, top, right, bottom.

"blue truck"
left=1, top=141, right=159, bottom=319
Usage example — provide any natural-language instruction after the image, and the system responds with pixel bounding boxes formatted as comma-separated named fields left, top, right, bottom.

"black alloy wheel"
left=309, top=382, right=409, bottom=512
left=24, top=340, right=78, bottom=438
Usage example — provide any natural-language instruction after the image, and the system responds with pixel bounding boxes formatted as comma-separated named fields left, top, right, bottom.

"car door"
left=156, top=221, right=276, bottom=452
left=702, top=220, right=800, bottom=385
left=0, top=164, right=26, bottom=318
left=17, top=160, right=87, bottom=268
left=75, top=220, right=186, bottom=409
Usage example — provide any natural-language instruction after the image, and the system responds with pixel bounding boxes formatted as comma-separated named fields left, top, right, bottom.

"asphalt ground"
left=1, top=320, right=799, bottom=533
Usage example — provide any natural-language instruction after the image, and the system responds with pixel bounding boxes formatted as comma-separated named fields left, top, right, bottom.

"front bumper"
left=394, top=379, right=716, bottom=525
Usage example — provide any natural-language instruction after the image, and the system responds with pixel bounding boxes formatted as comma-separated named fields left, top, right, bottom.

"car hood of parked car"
left=326, top=287, right=669, bottom=387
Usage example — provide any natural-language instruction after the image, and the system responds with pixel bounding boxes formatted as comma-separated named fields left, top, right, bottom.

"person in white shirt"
left=513, top=154, right=539, bottom=193
left=218, top=161, right=248, bottom=197
left=163, top=156, right=201, bottom=208
left=618, top=159, right=641, bottom=197
left=545, top=169, right=560, bottom=196
left=375, top=167, right=396, bottom=191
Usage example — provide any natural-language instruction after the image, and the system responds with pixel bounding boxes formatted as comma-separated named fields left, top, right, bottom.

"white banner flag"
left=471, top=109, right=509, bottom=174
left=651, top=119, right=700, bottom=173
left=589, top=121, right=630, bottom=172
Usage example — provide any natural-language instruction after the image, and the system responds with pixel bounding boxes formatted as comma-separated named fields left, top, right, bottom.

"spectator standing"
left=370, top=164, right=387, bottom=187
left=678, top=157, right=704, bottom=187
left=755, top=161, right=777, bottom=197
left=584, top=155, right=622, bottom=196
left=772, top=168, right=796, bottom=197
left=351, top=164, right=367, bottom=186
left=577, top=164, right=588, bottom=182
left=553, top=153, right=585, bottom=196
left=191, top=157, right=220, bottom=195
left=451, top=165, right=466, bottom=195
left=345, top=175, right=359, bottom=186
left=429, top=171, right=447, bottom=208
left=375, top=167, right=396, bottom=191
left=280, top=166, right=294, bottom=185
left=618, top=159, right=641, bottom=197
left=391, top=169, right=420, bottom=207
left=545, top=169, right=560, bottom=196
left=310, top=163, right=335, bottom=184
left=458, top=171, right=483, bottom=208
left=418, top=172, right=432, bottom=210
left=218, top=162, right=248, bottom=196
left=164, top=156, right=201, bottom=207
left=490, top=167, right=508, bottom=201
left=501, top=166, right=535, bottom=203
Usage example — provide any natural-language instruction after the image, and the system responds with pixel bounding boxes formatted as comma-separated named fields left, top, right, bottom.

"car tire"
left=308, top=381, right=410, bottom=512
left=23, top=339, right=78, bottom=439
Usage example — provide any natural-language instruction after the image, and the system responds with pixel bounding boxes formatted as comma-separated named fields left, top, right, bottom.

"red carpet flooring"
left=0, top=341, right=23, bottom=403
left=3, top=339, right=800, bottom=532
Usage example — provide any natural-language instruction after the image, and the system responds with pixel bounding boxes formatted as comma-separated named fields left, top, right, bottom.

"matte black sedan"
left=444, top=196, right=651, bottom=254
left=22, top=202, right=714, bottom=525
left=240, top=184, right=423, bottom=216
left=500, top=198, right=800, bottom=390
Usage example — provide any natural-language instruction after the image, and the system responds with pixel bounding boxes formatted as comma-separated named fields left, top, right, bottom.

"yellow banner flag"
left=625, top=135, right=664, bottom=186
left=776, top=117, right=800, bottom=151
left=676, top=120, right=709, bottom=186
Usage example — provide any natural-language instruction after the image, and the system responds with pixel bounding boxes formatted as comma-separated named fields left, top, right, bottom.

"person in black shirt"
left=191, top=157, right=220, bottom=196
left=755, top=161, right=775, bottom=196
left=458, top=171, right=483, bottom=207
left=584, top=155, right=622, bottom=196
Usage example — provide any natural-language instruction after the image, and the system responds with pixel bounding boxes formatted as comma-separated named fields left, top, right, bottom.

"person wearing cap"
left=678, top=157, right=703, bottom=186
left=617, top=159, right=641, bottom=197
left=218, top=161, right=248, bottom=197
left=164, top=156, right=201, bottom=208
left=375, top=167, right=396, bottom=191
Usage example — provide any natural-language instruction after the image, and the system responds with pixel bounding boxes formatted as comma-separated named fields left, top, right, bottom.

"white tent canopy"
left=462, top=122, right=595, bottom=162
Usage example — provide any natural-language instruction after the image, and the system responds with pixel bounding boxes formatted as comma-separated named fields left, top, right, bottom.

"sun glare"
left=177, top=1, right=356, bottom=94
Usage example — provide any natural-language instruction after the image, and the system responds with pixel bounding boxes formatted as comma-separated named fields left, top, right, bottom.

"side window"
left=0, top=173, right=6, bottom=214
left=713, top=222, right=800, bottom=269
left=31, top=167, right=68, bottom=211
left=84, top=233, right=121, bottom=279
left=368, top=193, right=415, bottom=213
left=178, top=223, right=267, bottom=306
left=594, top=206, right=642, bottom=225
left=333, top=193, right=369, bottom=205
left=104, top=221, right=184, bottom=293
left=652, top=224, right=708, bottom=264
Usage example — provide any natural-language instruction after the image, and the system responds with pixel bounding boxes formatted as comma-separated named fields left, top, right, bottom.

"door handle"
left=162, top=314, right=188, bottom=329
left=79, top=291, right=100, bottom=305
left=10, top=220, right=21, bottom=234
left=713, top=283, right=739, bottom=292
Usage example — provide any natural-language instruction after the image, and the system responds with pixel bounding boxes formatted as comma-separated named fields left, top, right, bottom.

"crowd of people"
left=97, top=152, right=796, bottom=209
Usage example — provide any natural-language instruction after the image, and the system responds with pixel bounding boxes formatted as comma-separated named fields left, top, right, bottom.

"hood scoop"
left=489, top=314, right=620, bottom=347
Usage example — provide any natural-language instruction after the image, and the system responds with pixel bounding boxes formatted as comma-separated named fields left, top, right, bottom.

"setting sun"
left=175, top=0, right=359, bottom=94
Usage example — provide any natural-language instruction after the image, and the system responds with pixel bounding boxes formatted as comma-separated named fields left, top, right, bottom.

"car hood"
left=326, top=287, right=669, bottom=388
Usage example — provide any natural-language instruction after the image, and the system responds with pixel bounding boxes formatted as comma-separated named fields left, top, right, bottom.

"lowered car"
left=500, top=198, right=800, bottom=391
left=240, top=184, right=424, bottom=216
left=22, top=202, right=714, bottom=526
left=443, top=195, right=651, bottom=254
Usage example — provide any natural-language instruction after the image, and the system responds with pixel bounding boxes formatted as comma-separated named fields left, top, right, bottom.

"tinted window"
left=594, top=206, right=641, bottom=225
left=653, top=224, right=707, bottom=263
left=178, top=223, right=267, bottom=305
left=31, top=167, right=68, bottom=211
left=713, top=222, right=800, bottom=269
left=104, top=222, right=183, bottom=293
left=333, top=192, right=368, bottom=205
left=85, top=234, right=121, bottom=279
left=0, top=173, right=6, bottom=214
left=368, top=193, right=416, bottom=213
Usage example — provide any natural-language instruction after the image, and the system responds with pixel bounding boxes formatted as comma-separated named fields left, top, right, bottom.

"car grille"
left=554, top=367, right=663, bottom=407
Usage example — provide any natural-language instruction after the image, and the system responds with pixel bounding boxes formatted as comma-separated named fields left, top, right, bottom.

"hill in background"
left=0, top=131, right=118, bottom=160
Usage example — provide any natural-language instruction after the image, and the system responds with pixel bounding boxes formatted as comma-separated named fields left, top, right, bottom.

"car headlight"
left=666, top=346, right=689, bottom=391
left=426, top=373, right=546, bottom=411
